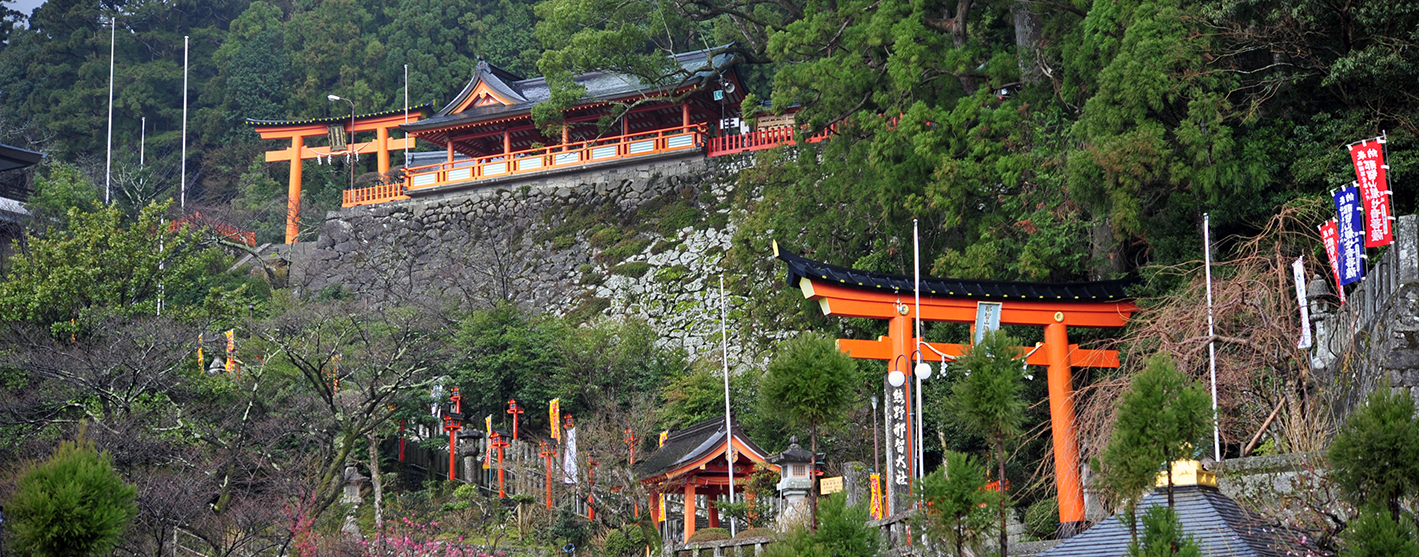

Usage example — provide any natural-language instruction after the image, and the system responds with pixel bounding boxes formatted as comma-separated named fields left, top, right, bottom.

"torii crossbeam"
left=775, top=244, right=1136, bottom=535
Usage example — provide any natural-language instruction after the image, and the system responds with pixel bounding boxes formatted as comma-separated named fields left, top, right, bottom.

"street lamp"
left=327, top=94, right=356, bottom=191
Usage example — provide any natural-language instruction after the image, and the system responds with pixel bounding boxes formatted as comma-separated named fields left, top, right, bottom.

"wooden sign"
left=820, top=476, right=844, bottom=495
left=757, top=114, right=795, bottom=129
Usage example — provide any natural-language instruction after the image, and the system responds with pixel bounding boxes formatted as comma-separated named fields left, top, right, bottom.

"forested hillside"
left=0, top=0, right=1415, bottom=554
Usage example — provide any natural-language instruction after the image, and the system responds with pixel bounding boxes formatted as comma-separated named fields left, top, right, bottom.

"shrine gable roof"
left=404, top=47, right=735, bottom=133
left=634, top=418, right=770, bottom=482
left=776, top=245, right=1137, bottom=303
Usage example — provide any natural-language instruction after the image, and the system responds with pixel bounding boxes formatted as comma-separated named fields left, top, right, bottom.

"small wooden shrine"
left=635, top=418, right=775, bottom=542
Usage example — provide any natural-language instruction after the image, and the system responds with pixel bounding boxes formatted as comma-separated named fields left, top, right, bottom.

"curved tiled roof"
left=634, top=418, right=769, bottom=481
left=246, top=102, right=437, bottom=127
left=403, top=47, right=736, bottom=134
left=1040, top=485, right=1304, bottom=557
left=777, top=247, right=1136, bottom=302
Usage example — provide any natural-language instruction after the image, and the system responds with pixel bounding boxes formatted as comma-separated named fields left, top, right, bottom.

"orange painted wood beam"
left=263, top=138, right=416, bottom=162
left=837, top=338, right=1120, bottom=368
left=253, top=113, right=419, bottom=139
left=800, top=277, right=1136, bottom=328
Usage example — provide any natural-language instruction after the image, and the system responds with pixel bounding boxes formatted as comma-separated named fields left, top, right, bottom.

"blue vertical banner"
left=1334, top=186, right=1366, bottom=285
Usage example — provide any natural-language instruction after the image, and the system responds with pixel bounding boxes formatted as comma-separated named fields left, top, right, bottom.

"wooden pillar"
left=682, top=104, right=690, bottom=128
left=1045, top=322, right=1085, bottom=531
left=446, top=140, right=454, bottom=163
left=503, top=131, right=511, bottom=155
left=285, top=136, right=303, bottom=244
left=707, top=495, right=720, bottom=528
left=376, top=126, right=390, bottom=175
left=684, top=482, right=697, bottom=541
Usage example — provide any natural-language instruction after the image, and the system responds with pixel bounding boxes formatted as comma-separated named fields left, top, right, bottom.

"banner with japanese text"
left=1333, top=186, right=1365, bottom=286
left=1349, top=137, right=1393, bottom=247
left=484, top=415, right=492, bottom=469
left=224, top=330, right=236, bottom=372
left=869, top=473, right=883, bottom=520
left=563, top=426, right=578, bottom=484
left=1292, top=257, right=1312, bottom=349
left=1319, top=220, right=1347, bottom=304
left=549, top=398, right=560, bottom=441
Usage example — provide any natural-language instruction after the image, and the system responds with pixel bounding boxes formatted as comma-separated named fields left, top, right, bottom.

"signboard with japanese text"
left=820, top=476, right=844, bottom=495
left=1319, top=220, right=1347, bottom=304
left=1293, top=257, right=1312, bottom=349
left=1334, top=186, right=1365, bottom=286
left=1349, top=138, right=1393, bottom=247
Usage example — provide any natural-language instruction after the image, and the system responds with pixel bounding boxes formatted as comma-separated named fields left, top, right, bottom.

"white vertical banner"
left=563, top=426, right=578, bottom=484
left=1293, top=257, right=1312, bottom=349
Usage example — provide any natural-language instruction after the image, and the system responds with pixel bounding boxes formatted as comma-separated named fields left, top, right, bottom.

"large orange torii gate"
left=775, top=244, right=1136, bottom=535
left=247, top=103, right=433, bottom=244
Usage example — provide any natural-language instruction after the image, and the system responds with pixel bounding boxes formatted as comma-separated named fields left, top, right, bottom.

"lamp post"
left=443, top=387, right=463, bottom=482
left=327, top=94, right=356, bottom=191
left=507, top=399, right=524, bottom=440
left=870, top=395, right=880, bottom=480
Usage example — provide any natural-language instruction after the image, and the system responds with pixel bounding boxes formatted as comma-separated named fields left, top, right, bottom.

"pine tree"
left=1327, top=389, right=1419, bottom=523
left=759, top=332, right=858, bottom=528
left=1127, top=506, right=1201, bottom=557
left=947, top=329, right=1027, bottom=557
left=917, top=451, right=999, bottom=556
left=1097, top=354, right=1211, bottom=546
left=1339, top=507, right=1419, bottom=557
left=8, top=434, right=137, bottom=557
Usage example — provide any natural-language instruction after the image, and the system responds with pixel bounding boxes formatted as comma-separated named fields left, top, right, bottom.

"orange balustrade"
left=403, top=124, right=706, bottom=192
left=707, top=125, right=833, bottom=157
left=343, top=182, right=409, bottom=207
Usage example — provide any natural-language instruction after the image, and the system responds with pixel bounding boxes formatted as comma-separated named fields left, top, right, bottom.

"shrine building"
left=249, top=47, right=827, bottom=244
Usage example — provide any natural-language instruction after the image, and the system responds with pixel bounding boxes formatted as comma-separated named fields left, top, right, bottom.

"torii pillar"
left=776, top=244, right=1135, bottom=535
left=249, top=112, right=423, bottom=244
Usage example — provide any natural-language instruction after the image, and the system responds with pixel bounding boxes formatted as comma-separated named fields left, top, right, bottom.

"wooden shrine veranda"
left=248, top=48, right=829, bottom=244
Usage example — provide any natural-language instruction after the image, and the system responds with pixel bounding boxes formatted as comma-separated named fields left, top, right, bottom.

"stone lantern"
left=769, top=436, right=816, bottom=530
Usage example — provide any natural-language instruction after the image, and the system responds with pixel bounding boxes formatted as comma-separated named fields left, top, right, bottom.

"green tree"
left=23, top=162, right=100, bottom=230
left=1127, top=506, right=1201, bottom=557
left=452, top=303, right=567, bottom=431
left=759, top=332, right=857, bottom=527
left=760, top=492, right=877, bottom=557
left=916, top=450, right=999, bottom=556
left=1339, top=507, right=1419, bottom=557
left=1097, top=354, right=1211, bottom=545
left=8, top=434, right=138, bottom=557
left=1327, top=389, right=1419, bottom=523
left=947, top=329, right=1027, bottom=557
left=0, top=201, right=255, bottom=337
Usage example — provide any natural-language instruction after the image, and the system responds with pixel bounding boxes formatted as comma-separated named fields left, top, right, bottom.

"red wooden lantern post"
left=443, top=388, right=463, bottom=481
left=507, top=398, right=524, bottom=440
left=625, top=428, right=639, bottom=516
left=587, top=453, right=598, bottom=520
left=539, top=441, right=555, bottom=509
left=492, top=432, right=510, bottom=498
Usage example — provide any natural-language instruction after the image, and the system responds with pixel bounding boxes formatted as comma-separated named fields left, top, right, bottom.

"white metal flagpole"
left=404, top=64, right=410, bottom=165
left=720, top=275, right=736, bottom=536
left=913, top=219, right=924, bottom=479
left=139, top=116, right=145, bottom=168
left=1204, top=213, right=1221, bottom=462
left=181, top=35, right=189, bottom=209
left=105, top=16, right=116, bottom=205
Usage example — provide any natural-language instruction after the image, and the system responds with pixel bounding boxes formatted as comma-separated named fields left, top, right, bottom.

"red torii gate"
left=775, top=244, right=1136, bottom=534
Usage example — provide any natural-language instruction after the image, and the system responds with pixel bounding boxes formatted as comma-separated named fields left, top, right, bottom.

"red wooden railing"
left=169, top=211, right=257, bottom=247
left=706, top=125, right=834, bottom=157
left=398, top=124, right=706, bottom=195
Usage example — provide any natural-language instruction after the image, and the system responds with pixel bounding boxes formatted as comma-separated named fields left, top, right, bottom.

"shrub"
left=8, top=435, right=138, bottom=557
left=1024, top=496, right=1059, bottom=540
left=687, top=527, right=730, bottom=542
left=610, top=262, right=652, bottom=277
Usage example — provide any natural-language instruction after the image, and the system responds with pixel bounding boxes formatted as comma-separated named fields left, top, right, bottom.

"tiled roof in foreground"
left=777, top=247, right=1136, bottom=302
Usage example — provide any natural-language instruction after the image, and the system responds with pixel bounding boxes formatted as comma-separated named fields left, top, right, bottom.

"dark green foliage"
left=603, top=523, right=656, bottom=556
left=917, top=451, right=999, bottom=556
left=1097, top=354, right=1212, bottom=543
left=759, top=332, right=858, bottom=441
left=0, top=201, right=257, bottom=337
left=1024, top=496, right=1060, bottom=541
left=1328, top=389, right=1419, bottom=522
left=1339, top=508, right=1419, bottom=557
left=687, top=527, right=730, bottom=542
left=761, top=493, right=877, bottom=557
left=948, top=329, right=1027, bottom=557
left=1126, top=506, right=1201, bottom=557
left=453, top=304, right=567, bottom=431
left=8, top=435, right=138, bottom=557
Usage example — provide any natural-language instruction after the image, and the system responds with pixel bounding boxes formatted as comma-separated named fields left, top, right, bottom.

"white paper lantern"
left=888, top=370, right=906, bottom=387
left=914, top=361, right=933, bottom=380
